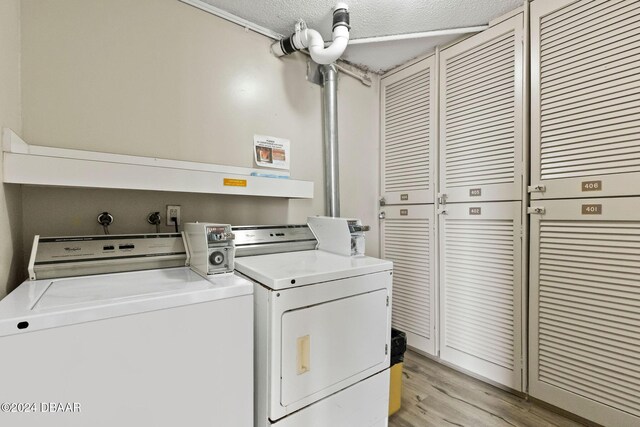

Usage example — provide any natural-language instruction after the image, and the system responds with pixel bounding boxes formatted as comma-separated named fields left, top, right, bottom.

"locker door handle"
left=437, top=208, right=447, bottom=215
left=527, top=207, right=545, bottom=215
left=379, top=211, right=386, bottom=220
left=528, top=185, right=546, bottom=193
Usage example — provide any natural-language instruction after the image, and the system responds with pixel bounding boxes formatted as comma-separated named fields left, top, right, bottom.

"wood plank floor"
left=389, top=350, right=586, bottom=427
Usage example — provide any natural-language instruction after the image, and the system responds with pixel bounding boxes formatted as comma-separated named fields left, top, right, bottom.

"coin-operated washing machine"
left=232, top=219, right=393, bottom=427
left=0, top=230, right=253, bottom=427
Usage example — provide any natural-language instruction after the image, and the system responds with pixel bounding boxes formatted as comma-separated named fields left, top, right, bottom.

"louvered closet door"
left=381, top=205, right=436, bottom=355
left=529, top=198, right=640, bottom=427
left=439, top=14, right=524, bottom=203
left=531, top=0, right=640, bottom=199
left=381, top=56, right=436, bottom=205
left=439, top=201, right=523, bottom=390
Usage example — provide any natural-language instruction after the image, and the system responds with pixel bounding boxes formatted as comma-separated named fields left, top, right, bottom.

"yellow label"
left=223, top=178, right=247, bottom=187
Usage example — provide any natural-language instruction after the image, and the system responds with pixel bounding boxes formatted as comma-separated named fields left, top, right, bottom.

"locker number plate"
left=400, top=194, right=409, bottom=201
left=469, top=207, right=482, bottom=215
left=582, top=180, right=602, bottom=192
left=400, top=209, right=408, bottom=216
left=581, top=204, right=602, bottom=215
left=469, top=188, right=482, bottom=197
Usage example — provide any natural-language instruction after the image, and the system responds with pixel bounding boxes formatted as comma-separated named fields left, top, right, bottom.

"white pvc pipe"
left=271, top=2, right=350, bottom=65
left=305, top=26, right=350, bottom=65
left=182, top=0, right=370, bottom=85
left=348, top=25, right=489, bottom=45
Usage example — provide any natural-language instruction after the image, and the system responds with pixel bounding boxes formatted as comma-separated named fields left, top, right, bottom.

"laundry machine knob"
left=209, top=251, right=225, bottom=266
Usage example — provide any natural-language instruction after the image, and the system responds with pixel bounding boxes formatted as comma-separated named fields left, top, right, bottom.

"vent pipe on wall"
left=272, top=2, right=349, bottom=217
left=320, top=64, right=340, bottom=217
left=271, top=3, right=350, bottom=65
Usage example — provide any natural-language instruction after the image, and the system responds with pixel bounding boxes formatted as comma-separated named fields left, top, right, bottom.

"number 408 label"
left=582, top=180, right=602, bottom=192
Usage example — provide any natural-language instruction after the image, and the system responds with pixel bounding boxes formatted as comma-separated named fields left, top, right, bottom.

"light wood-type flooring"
left=389, top=350, right=587, bottom=427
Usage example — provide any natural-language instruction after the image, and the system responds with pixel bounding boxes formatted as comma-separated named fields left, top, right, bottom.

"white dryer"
left=0, top=233, right=253, bottom=427
left=233, top=224, right=393, bottom=427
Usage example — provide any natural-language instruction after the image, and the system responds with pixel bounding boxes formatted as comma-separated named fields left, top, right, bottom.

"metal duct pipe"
left=320, top=64, right=340, bottom=217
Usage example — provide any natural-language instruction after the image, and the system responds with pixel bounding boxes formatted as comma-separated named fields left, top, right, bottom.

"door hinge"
left=385, top=344, right=388, bottom=355
left=527, top=207, right=545, bottom=215
left=386, top=296, right=389, bottom=306
left=528, top=184, right=546, bottom=193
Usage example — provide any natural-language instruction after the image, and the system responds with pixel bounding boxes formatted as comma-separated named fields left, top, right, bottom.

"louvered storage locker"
left=530, top=0, right=640, bottom=199
left=529, top=197, right=640, bottom=427
left=381, top=56, right=437, bottom=205
left=380, top=204, right=436, bottom=355
left=439, top=14, right=524, bottom=203
left=439, top=201, right=523, bottom=390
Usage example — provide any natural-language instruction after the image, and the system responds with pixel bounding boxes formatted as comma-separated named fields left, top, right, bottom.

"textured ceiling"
left=199, top=0, right=523, bottom=72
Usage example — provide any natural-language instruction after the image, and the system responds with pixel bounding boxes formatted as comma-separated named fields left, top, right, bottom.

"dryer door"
left=280, top=289, right=388, bottom=407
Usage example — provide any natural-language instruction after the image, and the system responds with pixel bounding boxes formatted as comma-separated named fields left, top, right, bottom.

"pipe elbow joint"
left=309, top=35, right=349, bottom=64
left=271, top=2, right=350, bottom=63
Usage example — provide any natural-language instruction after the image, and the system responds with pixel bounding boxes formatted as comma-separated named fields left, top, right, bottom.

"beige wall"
left=19, top=0, right=380, bottom=264
left=0, top=0, right=24, bottom=298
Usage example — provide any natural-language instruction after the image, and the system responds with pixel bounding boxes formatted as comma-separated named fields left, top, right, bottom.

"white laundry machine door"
left=280, top=289, right=388, bottom=406
left=266, top=270, right=392, bottom=422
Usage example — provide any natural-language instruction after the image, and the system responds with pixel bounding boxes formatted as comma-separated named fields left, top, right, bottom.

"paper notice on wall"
left=254, top=135, right=290, bottom=170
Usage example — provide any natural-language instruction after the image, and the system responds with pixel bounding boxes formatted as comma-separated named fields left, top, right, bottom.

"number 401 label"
left=582, top=204, right=602, bottom=215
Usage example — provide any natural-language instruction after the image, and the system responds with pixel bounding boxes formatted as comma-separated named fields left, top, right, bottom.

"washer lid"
left=0, top=267, right=252, bottom=337
left=234, top=250, right=392, bottom=290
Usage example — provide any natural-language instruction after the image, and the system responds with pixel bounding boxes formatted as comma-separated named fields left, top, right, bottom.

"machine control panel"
left=232, top=225, right=317, bottom=257
left=185, top=223, right=235, bottom=276
left=28, top=233, right=187, bottom=280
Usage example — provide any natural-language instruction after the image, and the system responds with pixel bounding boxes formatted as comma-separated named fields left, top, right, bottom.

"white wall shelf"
left=2, top=129, right=313, bottom=199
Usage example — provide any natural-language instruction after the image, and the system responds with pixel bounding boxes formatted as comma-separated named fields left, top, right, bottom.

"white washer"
left=233, top=225, right=393, bottom=427
left=0, top=233, right=253, bottom=427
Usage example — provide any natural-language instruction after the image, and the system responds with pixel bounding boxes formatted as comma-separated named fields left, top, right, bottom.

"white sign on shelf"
left=254, top=135, right=290, bottom=170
